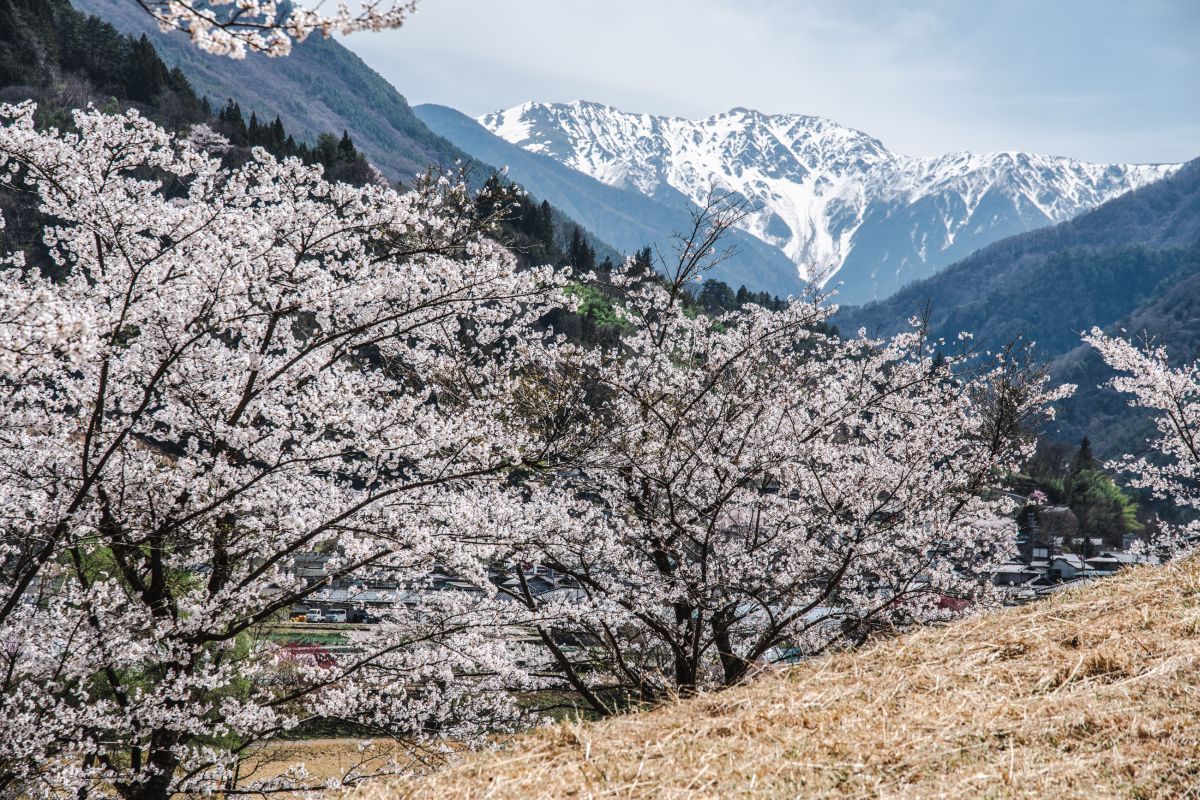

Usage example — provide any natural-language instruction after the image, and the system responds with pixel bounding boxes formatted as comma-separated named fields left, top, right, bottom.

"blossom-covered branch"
left=0, top=102, right=566, bottom=799
left=1084, top=328, right=1199, bottom=556
left=134, top=0, right=419, bottom=59
left=490, top=198, right=1072, bottom=713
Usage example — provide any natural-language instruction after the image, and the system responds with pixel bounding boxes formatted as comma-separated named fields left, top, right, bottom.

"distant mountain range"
left=839, top=157, right=1200, bottom=454
left=414, top=104, right=805, bottom=296
left=467, top=100, right=1179, bottom=304
left=56, top=5, right=1184, bottom=302
left=15, top=1, right=1200, bottom=459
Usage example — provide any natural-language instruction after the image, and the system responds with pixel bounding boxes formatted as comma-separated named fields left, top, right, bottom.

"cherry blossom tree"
left=134, top=0, right=419, bottom=58
left=493, top=196, right=1071, bottom=714
left=0, top=96, right=1082, bottom=796
left=0, top=102, right=570, bottom=799
left=1083, top=328, right=1199, bottom=555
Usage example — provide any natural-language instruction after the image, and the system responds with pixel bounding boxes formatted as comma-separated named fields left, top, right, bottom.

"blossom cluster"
left=1084, top=329, right=1200, bottom=555
left=489, top=237, right=1072, bottom=708
left=0, top=104, right=1081, bottom=798
left=0, top=102, right=563, bottom=797
left=136, top=0, right=419, bottom=58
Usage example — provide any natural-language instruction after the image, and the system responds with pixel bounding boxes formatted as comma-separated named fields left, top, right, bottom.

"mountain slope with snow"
left=479, top=101, right=1179, bottom=304
left=414, top=104, right=806, bottom=297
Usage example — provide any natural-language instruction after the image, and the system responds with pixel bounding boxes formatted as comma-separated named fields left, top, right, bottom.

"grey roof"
left=306, top=589, right=423, bottom=605
left=995, top=562, right=1042, bottom=575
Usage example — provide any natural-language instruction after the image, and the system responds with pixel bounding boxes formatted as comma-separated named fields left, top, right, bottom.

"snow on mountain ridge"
left=478, top=101, right=1179, bottom=302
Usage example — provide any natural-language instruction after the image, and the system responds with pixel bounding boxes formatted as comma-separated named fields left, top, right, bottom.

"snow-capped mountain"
left=479, top=101, right=1180, bottom=304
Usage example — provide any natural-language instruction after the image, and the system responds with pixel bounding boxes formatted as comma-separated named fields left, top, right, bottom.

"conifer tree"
left=537, top=200, right=555, bottom=244
left=338, top=129, right=356, bottom=162
left=124, top=34, right=167, bottom=103
left=1075, top=437, right=1097, bottom=472
left=270, top=115, right=286, bottom=149
left=567, top=226, right=595, bottom=271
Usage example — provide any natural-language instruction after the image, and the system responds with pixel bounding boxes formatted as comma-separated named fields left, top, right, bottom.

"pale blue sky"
left=342, top=0, right=1199, bottom=165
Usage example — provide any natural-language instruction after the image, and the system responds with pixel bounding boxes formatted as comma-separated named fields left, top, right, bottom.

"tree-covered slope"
left=1, top=0, right=204, bottom=126
left=1050, top=267, right=1200, bottom=456
left=70, top=0, right=463, bottom=180
left=415, top=104, right=807, bottom=297
left=2, top=0, right=621, bottom=292
left=62, top=0, right=622, bottom=266
left=837, top=157, right=1200, bottom=343
left=836, top=158, right=1200, bottom=453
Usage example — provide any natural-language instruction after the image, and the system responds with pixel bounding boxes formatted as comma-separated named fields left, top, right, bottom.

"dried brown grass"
left=361, top=559, right=1200, bottom=799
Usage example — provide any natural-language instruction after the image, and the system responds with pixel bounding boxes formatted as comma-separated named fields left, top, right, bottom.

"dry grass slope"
left=364, top=559, right=1200, bottom=799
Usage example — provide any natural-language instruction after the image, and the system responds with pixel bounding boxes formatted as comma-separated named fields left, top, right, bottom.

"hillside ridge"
left=69, top=0, right=460, bottom=181
left=837, top=156, right=1200, bottom=454
left=366, top=559, right=1200, bottom=799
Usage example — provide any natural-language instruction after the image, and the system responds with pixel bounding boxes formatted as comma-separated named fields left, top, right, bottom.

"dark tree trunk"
left=115, top=733, right=181, bottom=800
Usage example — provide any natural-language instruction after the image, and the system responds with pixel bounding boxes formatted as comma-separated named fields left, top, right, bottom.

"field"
left=349, top=558, right=1200, bottom=799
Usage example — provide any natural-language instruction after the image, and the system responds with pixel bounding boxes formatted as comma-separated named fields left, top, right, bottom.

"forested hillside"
left=838, top=158, right=1200, bottom=453
left=0, top=0, right=399, bottom=274
left=1051, top=268, right=1200, bottom=455
left=0, top=0, right=203, bottom=125
left=69, top=0, right=461, bottom=180
left=839, top=158, right=1200, bottom=342
left=1, top=0, right=621, bottom=293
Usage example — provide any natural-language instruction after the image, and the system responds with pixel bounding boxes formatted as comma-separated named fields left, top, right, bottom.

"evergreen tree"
left=537, top=200, right=555, bottom=245
left=629, top=245, right=655, bottom=279
left=218, top=99, right=248, bottom=145
left=124, top=34, right=167, bottom=104
left=338, top=129, right=357, bottom=162
left=1074, top=437, right=1097, bottom=473
left=314, top=131, right=339, bottom=168
left=567, top=226, right=594, bottom=271
left=247, top=110, right=262, bottom=145
left=270, top=115, right=286, bottom=150
left=698, top=279, right=737, bottom=314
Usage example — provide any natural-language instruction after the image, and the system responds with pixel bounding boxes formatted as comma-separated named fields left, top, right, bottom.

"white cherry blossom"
left=0, top=102, right=567, bottom=799
left=134, top=1, right=419, bottom=59
left=1084, top=328, right=1199, bottom=557
left=492, top=200, right=1072, bottom=712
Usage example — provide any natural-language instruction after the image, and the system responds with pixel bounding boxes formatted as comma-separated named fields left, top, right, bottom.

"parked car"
left=324, top=608, right=348, bottom=624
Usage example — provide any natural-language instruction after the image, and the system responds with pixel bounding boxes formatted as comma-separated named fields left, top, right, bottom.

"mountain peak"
left=478, top=100, right=1179, bottom=303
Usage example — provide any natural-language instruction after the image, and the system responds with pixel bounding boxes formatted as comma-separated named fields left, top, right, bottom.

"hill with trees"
left=1, top=0, right=622, bottom=288
left=837, top=157, right=1200, bottom=455
left=70, top=0, right=461, bottom=180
